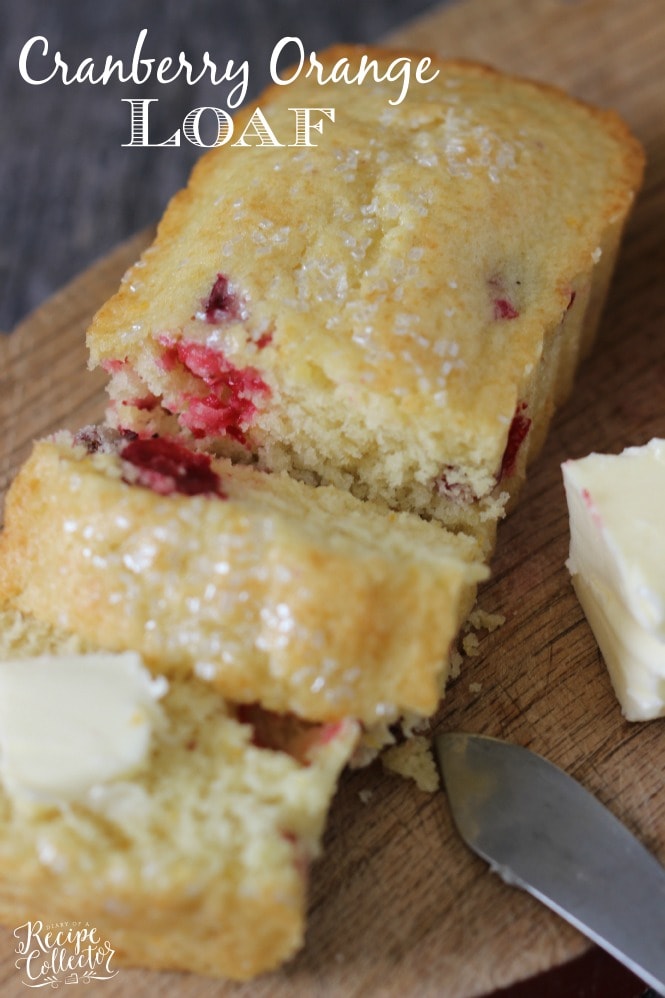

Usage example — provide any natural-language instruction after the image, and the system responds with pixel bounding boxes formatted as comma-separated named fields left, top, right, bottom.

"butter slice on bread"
left=0, top=606, right=358, bottom=980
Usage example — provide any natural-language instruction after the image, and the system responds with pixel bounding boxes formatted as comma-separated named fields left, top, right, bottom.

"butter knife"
left=435, top=732, right=665, bottom=996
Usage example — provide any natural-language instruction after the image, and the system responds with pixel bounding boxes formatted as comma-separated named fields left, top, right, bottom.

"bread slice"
left=86, top=46, right=644, bottom=544
left=0, top=605, right=358, bottom=980
left=0, top=430, right=486, bottom=725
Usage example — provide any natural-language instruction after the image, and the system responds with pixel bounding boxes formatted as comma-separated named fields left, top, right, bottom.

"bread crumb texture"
left=88, top=49, right=643, bottom=543
left=0, top=606, right=358, bottom=979
left=382, top=735, right=440, bottom=793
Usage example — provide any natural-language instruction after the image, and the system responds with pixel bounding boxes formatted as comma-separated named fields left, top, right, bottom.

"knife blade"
left=434, top=732, right=665, bottom=996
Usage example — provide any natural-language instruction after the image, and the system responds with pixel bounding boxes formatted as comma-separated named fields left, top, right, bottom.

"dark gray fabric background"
left=1, top=0, right=445, bottom=331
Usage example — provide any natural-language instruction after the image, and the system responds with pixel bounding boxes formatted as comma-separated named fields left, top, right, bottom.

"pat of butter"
left=0, top=652, right=167, bottom=803
left=562, top=439, right=665, bottom=721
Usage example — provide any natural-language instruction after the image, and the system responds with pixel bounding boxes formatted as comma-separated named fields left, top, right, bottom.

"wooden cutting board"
left=1, top=0, right=664, bottom=994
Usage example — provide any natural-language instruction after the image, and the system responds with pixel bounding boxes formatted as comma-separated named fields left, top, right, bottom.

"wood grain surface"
left=1, top=0, right=664, bottom=995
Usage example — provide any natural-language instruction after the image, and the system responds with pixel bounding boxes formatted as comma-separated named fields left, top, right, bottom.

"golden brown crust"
left=0, top=438, right=485, bottom=724
left=87, top=47, right=644, bottom=538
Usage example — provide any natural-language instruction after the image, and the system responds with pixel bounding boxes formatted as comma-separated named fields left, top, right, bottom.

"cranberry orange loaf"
left=87, top=46, right=644, bottom=544
left=0, top=605, right=358, bottom=979
left=0, top=431, right=486, bottom=725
